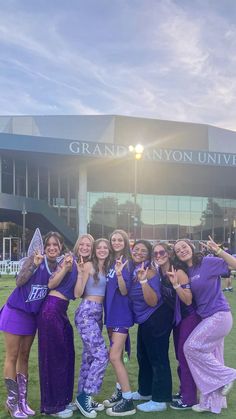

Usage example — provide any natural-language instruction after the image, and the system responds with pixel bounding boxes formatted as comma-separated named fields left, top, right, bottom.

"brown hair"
left=92, top=238, right=111, bottom=283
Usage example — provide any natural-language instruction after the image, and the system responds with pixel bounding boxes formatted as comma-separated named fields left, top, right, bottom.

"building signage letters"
left=69, top=141, right=236, bottom=167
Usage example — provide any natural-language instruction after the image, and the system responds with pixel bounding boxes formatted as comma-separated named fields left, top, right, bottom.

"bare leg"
left=17, top=335, right=35, bottom=375
left=3, top=333, right=21, bottom=379
left=109, top=333, right=130, bottom=392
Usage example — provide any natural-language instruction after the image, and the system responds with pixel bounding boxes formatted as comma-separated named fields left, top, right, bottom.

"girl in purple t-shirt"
left=0, top=231, right=64, bottom=419
left=103, top=229, right=135, bottom=417
left=174, top=237, right=236, bottom=414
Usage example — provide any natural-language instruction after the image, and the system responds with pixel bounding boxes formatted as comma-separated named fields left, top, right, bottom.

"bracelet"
left=173, top=283, right=181, bottom=289
left=140, top=279, right=148, bottom=284
left=215, top=248, right=223, bottom=256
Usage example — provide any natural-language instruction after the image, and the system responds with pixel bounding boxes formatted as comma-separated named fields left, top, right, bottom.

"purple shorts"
left=0, top=304, right=37, bottom=335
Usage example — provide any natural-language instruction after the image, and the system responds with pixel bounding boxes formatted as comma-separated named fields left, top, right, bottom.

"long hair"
left=43, top=231, right=66, bottom=255
left=109, top=229, right=131, bottom=267
left=173, top=239, right=203, bottom=269
left=92, top=238, right=111, bottom=283
left=73, top=234, right=94, bottom=261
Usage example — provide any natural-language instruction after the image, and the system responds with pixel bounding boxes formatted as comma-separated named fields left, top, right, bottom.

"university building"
left=1, top=114, right=236, bottom=259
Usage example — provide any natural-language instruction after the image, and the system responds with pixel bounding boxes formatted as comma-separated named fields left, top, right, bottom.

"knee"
left=109, top=351, right=121, bottom=366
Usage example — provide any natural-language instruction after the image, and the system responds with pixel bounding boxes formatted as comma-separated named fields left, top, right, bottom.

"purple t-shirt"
left=53, top=260, right=77, bottom=300
left=7, top=258, right=53, bottom=314
left=188, top=256, right=230, bottom=318
left=129, top=272, right=162, bottom=324
left=104, top=261, right=134, bottom=328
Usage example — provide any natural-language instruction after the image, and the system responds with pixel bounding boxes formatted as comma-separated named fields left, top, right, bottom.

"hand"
left=62, top=253, right=73, bottom=272
left=137, top=262, right=149, bottom=282
left=76, top=255, right=85, bottom=275
left=115, top=256, right=128, bottom=276
left=166, top=265, right=179, bottom=287
left=200, top=236, right=220, bottom=254
left=33, top=250, right=44, bottom=267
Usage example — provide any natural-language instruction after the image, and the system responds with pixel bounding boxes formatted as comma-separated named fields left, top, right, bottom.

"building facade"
left=1, top=114, right=236, bottom=258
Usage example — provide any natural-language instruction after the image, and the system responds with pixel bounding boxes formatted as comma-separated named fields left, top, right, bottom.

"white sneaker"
left=66, top=403, right=78, bottom=412
left=131, top=392, right=151, bottom=401
left=50, top=408, right=73, bottom=418
left=221, top=381, right=234, bottom=396
left=137, top=401, right=167, bottom=412
left=192, top=404, right=210, bottom=413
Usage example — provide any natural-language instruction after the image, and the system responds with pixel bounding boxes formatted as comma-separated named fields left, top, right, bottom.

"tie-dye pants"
left=74, top=299, right=109, bottom=396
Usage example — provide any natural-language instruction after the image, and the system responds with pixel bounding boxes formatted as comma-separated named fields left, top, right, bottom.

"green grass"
left=0, top=276, right=236, bottom=418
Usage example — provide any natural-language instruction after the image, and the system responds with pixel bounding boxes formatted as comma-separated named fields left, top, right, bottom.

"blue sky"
left=1, top=0, right=236, bottom=131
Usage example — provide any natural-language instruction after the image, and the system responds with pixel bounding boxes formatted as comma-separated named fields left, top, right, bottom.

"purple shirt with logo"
left=188, top=256, right=230, bottom=318
left=54, top=260, right=77, bottom=300
left=104, top=261, right=134, bottom=328
left=129, top=272, right=162, bottom=324
left=7, top=258, right=52, bottom=314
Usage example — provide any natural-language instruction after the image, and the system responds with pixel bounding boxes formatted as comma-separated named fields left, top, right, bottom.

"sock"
left=116, top=383, right=121, bottom=390
left=122, top=391, right=132, bottom=399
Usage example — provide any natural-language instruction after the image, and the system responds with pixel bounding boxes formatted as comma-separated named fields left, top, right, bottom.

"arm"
left=205, top=236, right=236, bottom=269
left=137, top=265, right=158, bottom=307
left=16, top=252, right=44, bottom=287
left=167, top=266, right=192, bottom=305
left=74, top=261, right=92, bottom=298
left=48, top=254, right=73, bottom=290
left=115, top=257, right=128, bottom=296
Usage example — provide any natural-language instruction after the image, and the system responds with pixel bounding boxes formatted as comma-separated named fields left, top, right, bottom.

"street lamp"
left=22, top=202, right=27, bottom=257
left=129, top=144, right=144, bottom=241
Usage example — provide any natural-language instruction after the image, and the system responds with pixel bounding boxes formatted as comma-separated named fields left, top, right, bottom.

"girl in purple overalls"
left=0, top=231, right=64, bottom=419
left=103, top=229, right=135, bottom=417
left=74, top=238, right=111, bottom=418
left=174, top=237, right=236, bottom=414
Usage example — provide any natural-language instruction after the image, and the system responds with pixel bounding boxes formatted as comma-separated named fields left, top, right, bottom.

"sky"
left=0, top=0, right=236, bottom=131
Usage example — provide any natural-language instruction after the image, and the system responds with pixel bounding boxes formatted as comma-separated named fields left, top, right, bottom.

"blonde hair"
left=73, top=234, right=94, bottom=260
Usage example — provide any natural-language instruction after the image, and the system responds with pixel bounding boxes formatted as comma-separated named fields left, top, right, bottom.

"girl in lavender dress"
left=174, top=237, right=236, bottom=414
left=0, top=231, right=64, bottom=419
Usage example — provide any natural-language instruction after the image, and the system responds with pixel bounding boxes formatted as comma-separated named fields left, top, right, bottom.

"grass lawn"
left=0, top=276, right=235, bottom=418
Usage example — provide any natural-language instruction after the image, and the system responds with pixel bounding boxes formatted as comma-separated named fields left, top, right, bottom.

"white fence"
left=0, top=261, right=20, bottom=276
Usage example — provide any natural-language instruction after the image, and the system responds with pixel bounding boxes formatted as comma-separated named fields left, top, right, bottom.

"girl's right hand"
left=33, top=251, right=44, bottom=267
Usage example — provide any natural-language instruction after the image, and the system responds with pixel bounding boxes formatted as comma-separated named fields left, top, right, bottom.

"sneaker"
left=106, top=398, right=136, bottom=416
left=50, top=409, right=73, bottom=418
left=223, top=288, right=229, bottom=292
left=172, top=392, right=181, bottom=401
left=131, top=391, right=151, bottom=401
left=192, top=404, right=210, bottom=413
left=66, top=402, right=78, bottom=412
left=229, top=288, right=233, bottom=292
left=221, top=380, right=234, bottom=396
left=75, top=392, right=97, bottom=418
left=103, top=388, right=122, bottom=407
left=91, top=399, right=105, bottom=411
left=170, top=400, right=193, bottom=410
left=137, top=400, right=167, bottom=412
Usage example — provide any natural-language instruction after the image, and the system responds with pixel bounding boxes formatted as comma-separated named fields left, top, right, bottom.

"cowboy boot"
left=5, top=378, right=28, bottom=418
left=17, top=373, right=35, bottom=416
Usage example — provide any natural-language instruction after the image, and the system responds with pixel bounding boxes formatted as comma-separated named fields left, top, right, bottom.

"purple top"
left=53, top=260, right=77, bottom=300
left=129, top=270, right=162, bottom=324
left=188, top=256, right=230, bottom=318
left=104, top=261, right=134, bottom=328
left=7, top=258, right=53, bottom=314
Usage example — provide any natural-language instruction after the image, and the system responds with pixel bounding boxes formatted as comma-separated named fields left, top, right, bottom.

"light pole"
left=129, top=144, right=144, bottom=241
left=22, top=202, right=27, bottom=257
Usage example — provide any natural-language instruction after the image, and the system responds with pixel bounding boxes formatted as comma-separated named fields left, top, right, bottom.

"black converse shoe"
left=170, top=400, right=193, bottom=410
left=103, top=388, right=122, bottom=408
left=106, top=398, right=136, bottom=416
left=172, top=392, right=181, bottom=401
left=91, top=399, right=104, bottom=411
left=75, top=392, right=97, bottom=418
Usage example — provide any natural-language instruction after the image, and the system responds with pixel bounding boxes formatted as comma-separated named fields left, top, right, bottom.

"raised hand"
left=33, top=250, right=44, bottom=267
left=166, top=265, right=179, bottom=287
left=62, top=253, right=73, bottom=272
left=200, top=236, right=220, bottom=254
left=77, top=255, right=85, bottom=274
left=137, top=262, right=149, bottom=282
left=115, top=256, right=128, bottom=276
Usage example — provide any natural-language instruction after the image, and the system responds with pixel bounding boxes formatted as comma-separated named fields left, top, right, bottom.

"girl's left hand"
left=201, top=235, right=220, bottom=254
left=167, top=265, right=179, bottom=287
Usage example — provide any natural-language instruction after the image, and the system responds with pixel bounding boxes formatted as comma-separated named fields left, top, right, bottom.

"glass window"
left=2, top=156, right=13, bottom=194
left=167, top=197, right=179, bottom=211
left=15, top=160, right=26, bottom=196
left=155, top=196, right=166, bottom=211
left=179, top=196, right=191, bottom=212
left=28, top=164, right=38, bottom=199
left=39, top=167, right=48, bottom=201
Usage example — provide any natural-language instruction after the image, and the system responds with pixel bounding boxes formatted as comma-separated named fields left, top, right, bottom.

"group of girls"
left=0, top=229, right=236, bottom=418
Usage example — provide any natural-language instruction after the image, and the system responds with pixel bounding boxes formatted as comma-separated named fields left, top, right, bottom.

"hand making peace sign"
left=115, top=255, right=128, bottom=276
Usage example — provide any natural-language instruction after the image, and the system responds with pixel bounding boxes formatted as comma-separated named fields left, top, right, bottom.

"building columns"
left=77, top=163, right=88, bottom=236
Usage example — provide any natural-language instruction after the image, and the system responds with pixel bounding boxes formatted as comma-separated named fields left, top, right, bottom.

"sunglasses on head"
left=153, top=250, right=167, bottom=258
